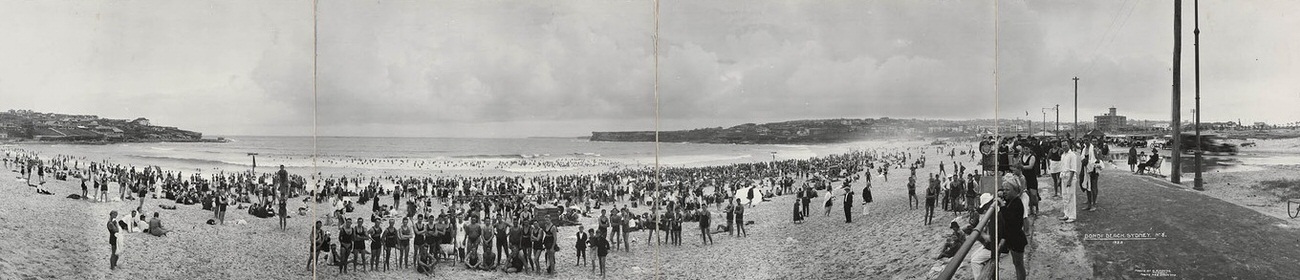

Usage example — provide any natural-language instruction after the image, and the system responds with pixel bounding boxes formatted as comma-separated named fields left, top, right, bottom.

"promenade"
left=1024, top=168, right=1300, bottom=279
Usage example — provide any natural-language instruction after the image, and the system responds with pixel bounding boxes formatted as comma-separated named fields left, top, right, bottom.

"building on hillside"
left=1094, top=107, right=1127, bottom=132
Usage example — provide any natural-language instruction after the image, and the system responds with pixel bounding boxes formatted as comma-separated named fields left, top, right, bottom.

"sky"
left=998, top=0, right=1300, bottom=126
left=0, top=0, right=314, bottom=136
left=2, top=1, right=1296, bottom=138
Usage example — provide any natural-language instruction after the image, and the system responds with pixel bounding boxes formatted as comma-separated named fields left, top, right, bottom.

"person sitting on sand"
left=416, top=244, right=436, bottom=275
left=147, top=212, right=170, bottom=237
left=937, top=219, right=967, bottom=260
left=504, top=245, right=526, bottom=273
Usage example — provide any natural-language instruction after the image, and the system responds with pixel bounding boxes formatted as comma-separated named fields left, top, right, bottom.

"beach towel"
left=159, top=204, right=177, bottom=210
left=66, top=194, right=82, bottom=199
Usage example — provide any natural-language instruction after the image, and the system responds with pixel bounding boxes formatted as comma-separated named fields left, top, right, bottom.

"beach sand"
left=1, top=170, right=316, bottom=280
left=1, top=143, right=978, bottom=280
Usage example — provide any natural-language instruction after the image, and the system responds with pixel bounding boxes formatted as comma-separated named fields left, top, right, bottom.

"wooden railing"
left=936, top=205, right=997, bottom=280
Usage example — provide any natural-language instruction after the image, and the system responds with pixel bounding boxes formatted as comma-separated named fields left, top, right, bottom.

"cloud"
left=316, top=0, right=655, bottom=137
left=0, top=0, right=314, bottom=136
left=997, top=0, right=1300, bottom=124
left=656, top=0, right=998, bottom=129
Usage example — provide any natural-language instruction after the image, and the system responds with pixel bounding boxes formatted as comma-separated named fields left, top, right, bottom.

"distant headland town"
left=0, top=109, right=220, bottom=143
left=591, top=115, right=1299, bottom=144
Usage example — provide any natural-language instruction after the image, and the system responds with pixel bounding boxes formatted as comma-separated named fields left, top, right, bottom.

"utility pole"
left=1171, top=0, right=1183, bottom=184
left=1073, top=77, right=1080, bottom=137
left=1055, top=104, right=1060, bottom=135
left=1193, top=0, right=1203, bottom=190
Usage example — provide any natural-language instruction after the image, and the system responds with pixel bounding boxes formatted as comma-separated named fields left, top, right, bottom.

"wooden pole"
left=1171, top=0, right=1183, bottom=183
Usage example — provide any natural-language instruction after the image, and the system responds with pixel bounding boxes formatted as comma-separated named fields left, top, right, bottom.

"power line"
left=1083, top=0, right=1141, bottom=77
left=1078, top=0, right=1138, bottom=76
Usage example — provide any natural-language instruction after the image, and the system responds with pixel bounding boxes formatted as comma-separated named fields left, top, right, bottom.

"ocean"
left=2, top=136, right=887, bottom=181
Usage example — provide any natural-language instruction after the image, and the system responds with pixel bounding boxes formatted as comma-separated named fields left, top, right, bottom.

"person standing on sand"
left=307, top=220, right=326, bottom=271
left=593, top=229, right=610, bottom=277
left=398, top=217, right=412, bottom=269
left=823, top=188, right=834, bottom=217
left=383, top=219, right=397, bottom=271
left=1059, top=141, right=1081, bottom=223
left=338, top=218, right=352, bottom=274
left=1018, top=145, right=1040, bottom=216
left=575, top=225, right=588, bottom=266
left=924, top=174, right=939, bottom=225
left=698, top=206, right=713, bottom=245
left=862, top=179, right=873, bottom=215
left=1048, top=142, right=1064, bottom=199
left=734, top=198, right=747, bottom=237
left=996, top=180, right=1030, bottom=280
left=843, top=187, right=854, bottom=223
left=1084, top=141, right=1102, bottom=211
left=724, top=200, right=735, bottom=236
left=352, top=218, right=369, bottom=271
left=620, top=206, right=631, bottom=251
left=107, top=211, right=120, bottom=270
left=1127, top=145, right=1139, bottom=173
left=801, top=185, right=812, bottom=219
left=609, top=208, right=622, bottom=250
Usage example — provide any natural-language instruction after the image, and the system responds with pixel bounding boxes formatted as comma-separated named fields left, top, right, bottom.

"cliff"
left=0, top=109, right=218, bottom=143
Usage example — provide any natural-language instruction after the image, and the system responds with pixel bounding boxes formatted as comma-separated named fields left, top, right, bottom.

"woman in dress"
left=823, top=188, right=835, bottom=217
left=862, top=180, right=873, bottom=215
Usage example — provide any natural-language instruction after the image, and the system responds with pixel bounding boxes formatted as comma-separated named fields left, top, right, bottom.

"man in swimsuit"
left=352, top=218, right=368, bottom=271
left=698, top=206, right=713, bottom=245
left=107, top=211, right=120, bottom=270
left=495, top=216, right=509, bottom=265
left=338, top=218, right=352, bottom=274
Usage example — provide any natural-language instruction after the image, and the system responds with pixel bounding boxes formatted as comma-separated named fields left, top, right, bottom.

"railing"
left=936, top=205, right=997, bottom=280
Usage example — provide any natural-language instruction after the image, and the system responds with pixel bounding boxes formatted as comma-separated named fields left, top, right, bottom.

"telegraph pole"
left=1073, top=77, right=1080, bottom=137
left=1193, top=0, right=1203, bottom=190
left=1171, top=0, right=1183, bottom=184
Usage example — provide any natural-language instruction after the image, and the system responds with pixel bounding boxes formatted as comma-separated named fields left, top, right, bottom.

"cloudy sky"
left=3, top=1, right=1295, bottom=138
left=998, top=0, right=1300, bottom=126
left=0, top=0, right=314, bottom=136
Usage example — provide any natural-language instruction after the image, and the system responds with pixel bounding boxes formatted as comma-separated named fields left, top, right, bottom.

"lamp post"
left=1193, top=0, right=1203, bottom=191
left=1042, top=107, right=1058, bottom=135
left=1055, top=104, right=1060, bottom=135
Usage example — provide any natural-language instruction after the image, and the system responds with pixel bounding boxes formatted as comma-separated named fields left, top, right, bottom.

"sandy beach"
left=2, top=142, right=983, bottom=280
left=1, top=169, right=317, bottom=280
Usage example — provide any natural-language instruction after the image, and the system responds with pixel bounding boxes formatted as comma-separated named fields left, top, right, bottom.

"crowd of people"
left=9, top=136, right=1115, bottom=278
left=948, top=133, right=1112, bottom=280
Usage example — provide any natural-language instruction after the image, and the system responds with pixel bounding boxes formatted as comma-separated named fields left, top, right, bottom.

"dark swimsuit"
left=414, top=224, right=425, bottom=247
